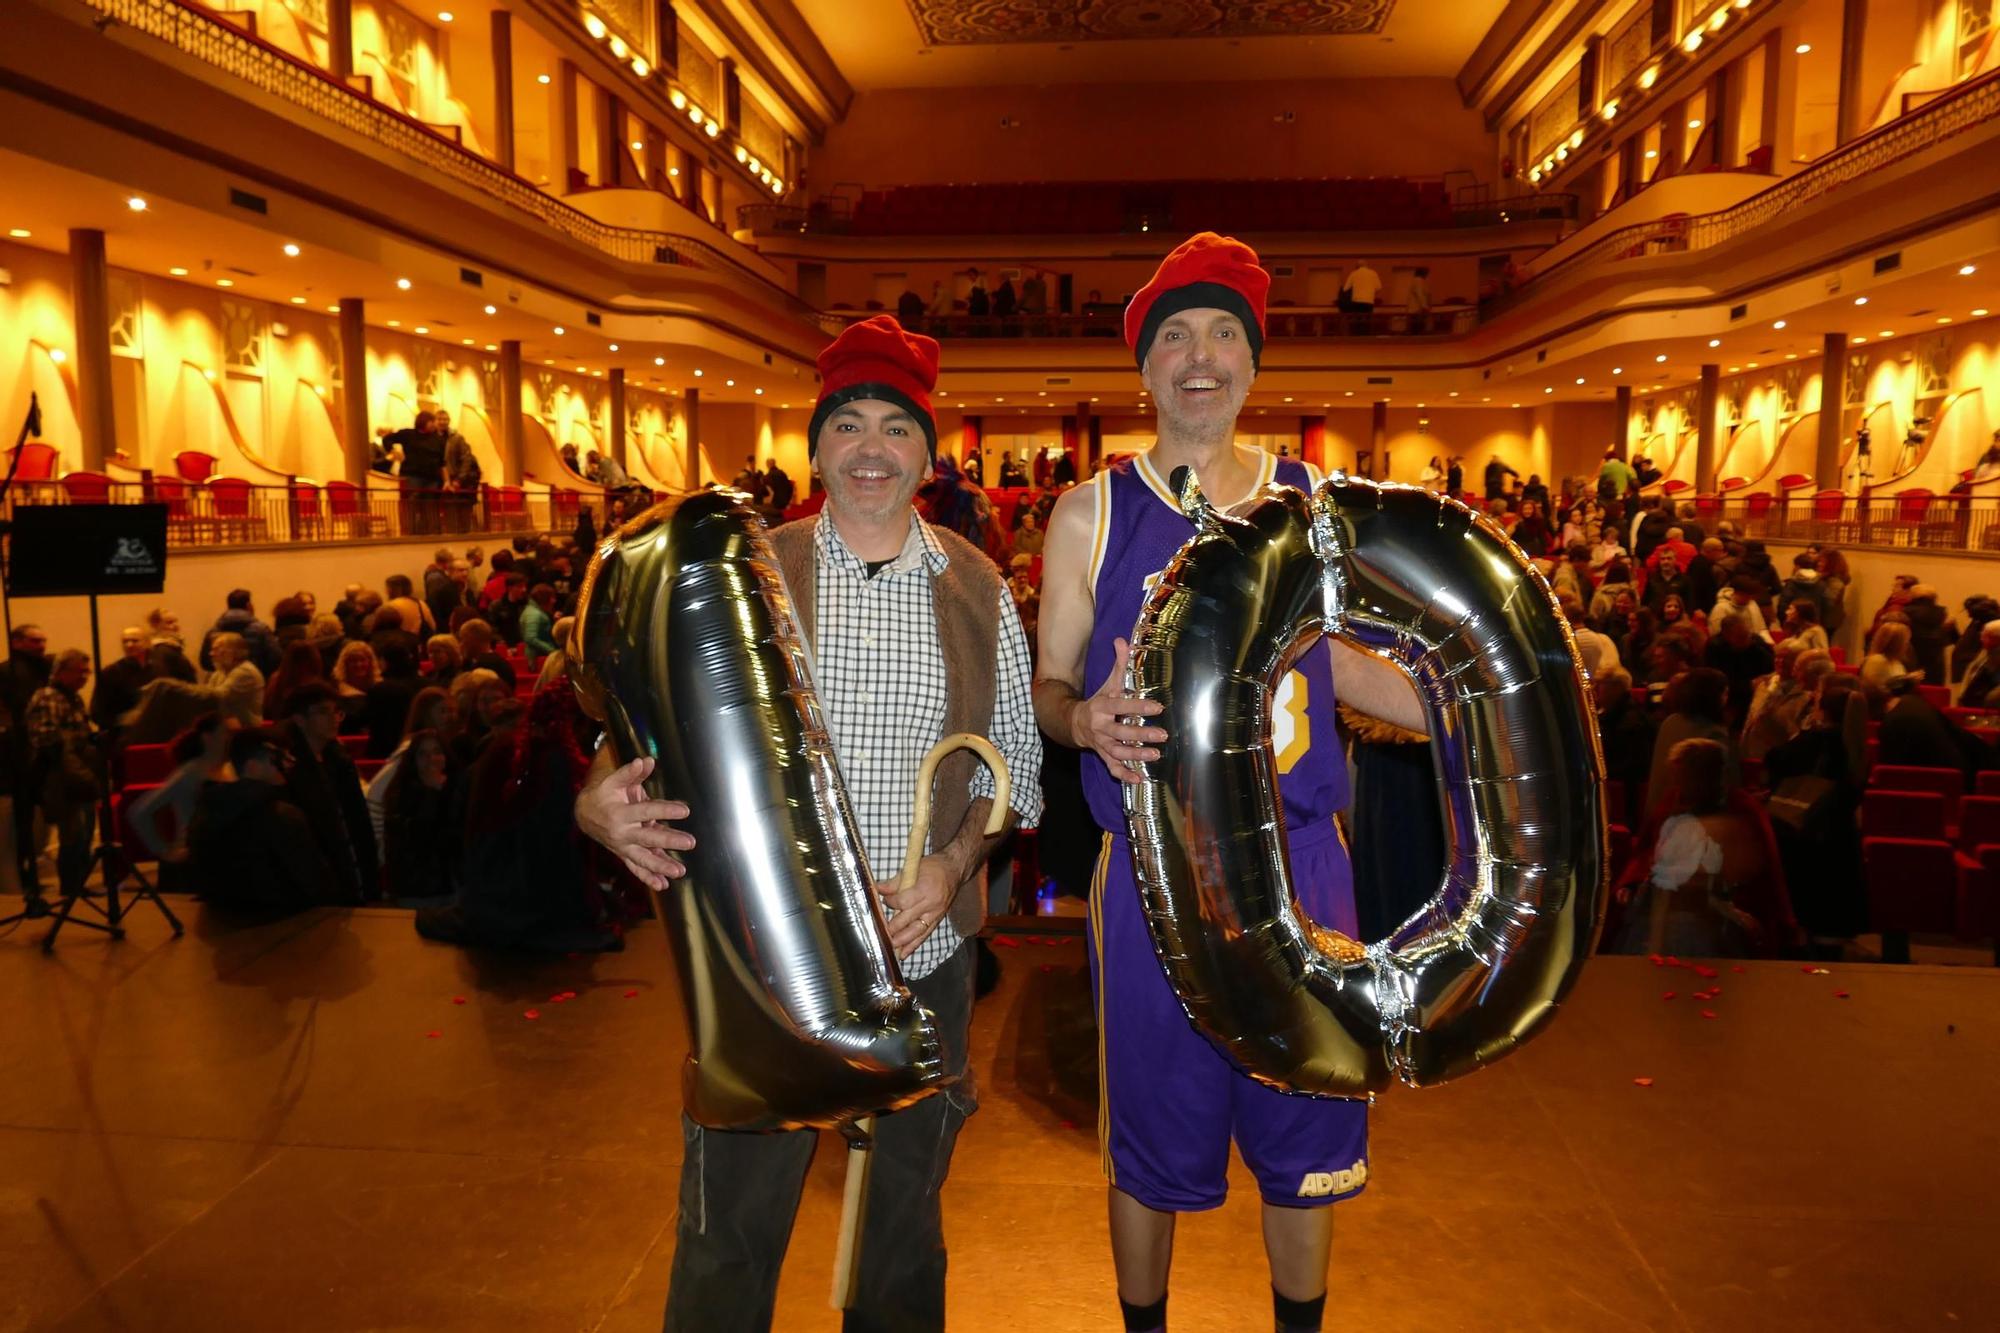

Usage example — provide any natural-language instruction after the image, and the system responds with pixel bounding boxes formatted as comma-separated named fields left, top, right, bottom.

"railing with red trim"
left=1, top=478, right=647, bottom=548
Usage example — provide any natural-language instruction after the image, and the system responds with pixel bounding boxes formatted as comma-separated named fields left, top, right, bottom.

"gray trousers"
left=663, top=944, right=976, bottom=1333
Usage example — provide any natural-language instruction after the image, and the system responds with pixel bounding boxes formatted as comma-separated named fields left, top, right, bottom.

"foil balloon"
left=1122, top=469, right=1606, bottom=1097
left=570, top=488, right=947, bottom=1131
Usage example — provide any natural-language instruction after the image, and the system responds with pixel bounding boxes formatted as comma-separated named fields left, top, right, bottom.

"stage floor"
left=2, top=904, right=1995, bottom=1332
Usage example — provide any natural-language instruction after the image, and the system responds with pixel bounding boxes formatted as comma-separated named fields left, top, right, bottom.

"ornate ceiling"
left=903, top=0, right=1395, bottom=45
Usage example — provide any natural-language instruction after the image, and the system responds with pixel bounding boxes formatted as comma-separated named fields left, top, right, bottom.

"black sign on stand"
left=6, top=503, right=169, bottom=598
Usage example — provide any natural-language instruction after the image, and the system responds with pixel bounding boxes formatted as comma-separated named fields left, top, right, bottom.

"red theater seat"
left=1862, top=789, right=1947, bottom=841
left=121, top=743, right=174, bottom=786
left=1863, top=836, right=1961, bottom=936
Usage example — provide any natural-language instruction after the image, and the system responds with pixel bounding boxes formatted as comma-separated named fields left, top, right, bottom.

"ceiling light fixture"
left=414, top=325, right=429, bottom=334
left=1853, top=296, right=1868, bottom=305
left=282, top=243, right=301, bottom=257
left=654, top=356, right=665, bottom=366
left=48, top=349, right=67, bottom=364
left=437, top=10, right=453, bottom=22
left=215, top=278, right=233, bottom=287
left=1772, top=319, right=1786, bottom=329
left=608, top=343, right=619, bottom=352
left=126, top=196, right=148, bottom=212
left=397, top=277, right=412, bottom=290
left=291, top=295, right=306, bottom=304
left=631, top=57, right=651, bottom=78
left=1974, top=308, right=1991, bottom=317
left=1960, top=264, right=1978, bottom=276
left=1708, top=338, right=1721, bottom=347
left=583, top=12, right=607, bottom=39
left=538, top=73, right=551, bottom=85
left=6, top=228, right=29, bottom=239
left=1795, top=43, right=1811, bottom=54
left=484, top=304, right=497, bottom=315
left=553, top=325, right=565, bottom=335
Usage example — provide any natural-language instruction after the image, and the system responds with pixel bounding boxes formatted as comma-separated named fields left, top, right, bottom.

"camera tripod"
left=0, top=773, right=185, bottom=953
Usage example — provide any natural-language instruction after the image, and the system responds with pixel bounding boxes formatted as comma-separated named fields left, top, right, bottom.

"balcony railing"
left=1683, top=489, right=2000, bottom=555
left=826, top=303, right=1481, bottom=340
left=81, top=0, right=840, bottom=334
left=2, top=477, right=643, bottom=549
left=1495, top=68, right=2000, bottom=306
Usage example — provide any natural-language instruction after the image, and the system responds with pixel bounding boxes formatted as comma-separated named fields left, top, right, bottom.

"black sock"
left=1119, top=1293, right=1167, bottom=1332
left=1273, top=1287, right=1326, bottom=1333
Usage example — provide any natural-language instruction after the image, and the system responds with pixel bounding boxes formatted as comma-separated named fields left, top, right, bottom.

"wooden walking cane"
left=831, top=732, right=1012, bottom=1311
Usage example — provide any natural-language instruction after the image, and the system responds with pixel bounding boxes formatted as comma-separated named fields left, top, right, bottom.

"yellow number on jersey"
left=1273, top=669, right=1311, bottom=775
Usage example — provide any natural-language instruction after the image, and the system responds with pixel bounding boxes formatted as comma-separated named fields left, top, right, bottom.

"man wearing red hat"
left=575, top=314, right=1043, bottom=1331
left=1034, top=235, right=1423, bottom=1333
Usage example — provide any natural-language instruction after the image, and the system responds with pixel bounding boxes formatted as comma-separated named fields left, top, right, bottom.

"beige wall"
left=812, top=78, right=1493, bottom=187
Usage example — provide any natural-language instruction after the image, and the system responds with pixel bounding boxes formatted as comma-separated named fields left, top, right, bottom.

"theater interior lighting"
left=324, top=305, right=337, bottom=313
left=1961, top=264, right=1978, bottom=275
left=282, top=243, right=300, bottom=257
left=1728, top=366, right=1740, bottom=373
left=608, top=343, right=619, bottom=352
left=414, top=326, right=429, bottom=334
left=1684, top=31, right=1703, bottom=52
left=1568, top=129, right=1584, bottom=149
left=725, top=379, right=735, bottom=386
left=461, top=338, right=473, bottom=345
left=1708, top=338, right=1721, bottom=347
left=631, top=58, right=650, bottom=78
left=537, top=73, right=551, bottom=84
left=1975, top=308, right=1991, bottom=317
left=215, top=278, right=233, bottom=287
left=1612, top=367, right=1622, bottom=374
left=1853, top=296, right=1868, bottom=305
left=632, top=141, right=644, bottom=152
left=6, top=228, right=28, bottom=238
left=127, top=196, right=148, bottom=211
left=1544, top=387, right=1554, bottom=394
left=291, top=295, right=306, bottom=304
left=755, top=388, right=764, bottom=395
left=654, top=356, right=665, bottom=366
left=396, top=277, right=412, bottom=289
left=1601, top=101, right=1619, bottom=121
left=1687, top=118, right=1703, bottom=130
left=705, top=121, right=719, bottom=137
left=583, top=13, right=606, bottom=39
left=1644, top=149, right=1659, bottom=159
left=1796, top=43, right=1811, bottom=53
left=734, top=145, right=748, bottom=163
left=437, top=10, right=453, bottom=22
left=1639, top=66, right=1659, bottom=89
left=387, top=319, right=400, bottom=327
left=609, top=37, right=628, bottom=59
left=1575, top=377, right=1586, bottom=385
left=669, top=167, right=680, bottom=177
left=1852, top=336, right=1867, bottom=344
left=670, top=89, right=687, bottom=109
left=553, top=325, right=565, bottom=335
left=485, top=343, right=497, bottom=351
left=1772, top=319, right=1786, bottom=329
left=48, top=349, right=66, bottom=364
left=1939, top=316, right=1953, bottom=324
left=693, top=369, right=702, bottom=376
left=1655, top=353, right=1667, bottom=362
left=1708, top=9, right=1728, bottom=31
left=1786, top=352, right=1798, bottom=358
left=484, top=304, right=496, bottom=314
left=1879, top=330, right=1895, bottom=338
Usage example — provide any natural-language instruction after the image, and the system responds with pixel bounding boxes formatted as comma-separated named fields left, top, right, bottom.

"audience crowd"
left=6, top=450, right=1995, bottom=970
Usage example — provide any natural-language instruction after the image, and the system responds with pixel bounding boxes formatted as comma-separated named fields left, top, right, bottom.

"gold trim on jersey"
left=1088, top=832, right=1116, bottom=1184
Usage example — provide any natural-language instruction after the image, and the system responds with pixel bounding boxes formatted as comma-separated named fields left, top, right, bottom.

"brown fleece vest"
left=768, top=516, right=1002, bottom=940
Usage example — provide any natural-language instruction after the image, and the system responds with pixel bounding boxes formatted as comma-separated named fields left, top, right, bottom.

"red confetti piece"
left=1664, top=956, right=1682, bottom=968
left=1661, top=991, right=1677, bottom=1000
left=1632, top=1077, right=1654, bottom=1087
left=1692, top=964, right=1719, bottom=979
left=994, top=936, right=1022, bottom=949
left=623, top=989, right=640, bottom=999
left=1701, top=1010, right=1718, bottom=1019
left=1648, top=953, right=1666, bottom=966
left=1833, top=989, right=1850, bottom=999
left=425, top=1030, right=442, bottom=1039
left=1731, top=965, right=1747, bottom=973
left=451, top=996, right=467, bottom=1005
left=524, top=1009, right=541, bottom=1020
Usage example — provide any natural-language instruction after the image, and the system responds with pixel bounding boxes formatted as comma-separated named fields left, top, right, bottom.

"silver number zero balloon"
left=570, top=489, right=947, bottom=1130
left=1122, top=469, right=1608, bottom=1097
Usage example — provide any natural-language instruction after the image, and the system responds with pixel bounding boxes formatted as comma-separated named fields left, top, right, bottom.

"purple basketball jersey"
left=1080, top=450, right=1349, bottom=838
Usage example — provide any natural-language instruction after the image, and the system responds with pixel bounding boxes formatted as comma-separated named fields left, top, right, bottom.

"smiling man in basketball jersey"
left=1033, top=233, right=1426, bottom=1333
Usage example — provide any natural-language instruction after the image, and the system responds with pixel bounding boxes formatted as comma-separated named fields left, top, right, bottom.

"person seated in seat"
left=187, top=727, right=341, bottom=918
left=280, top=682, right=379, bottom=903
left=1608, top=738, right=1798, bottom=958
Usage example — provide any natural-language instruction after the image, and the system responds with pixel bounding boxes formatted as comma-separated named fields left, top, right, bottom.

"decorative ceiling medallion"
left=905, top=0, right=1394, bottom=45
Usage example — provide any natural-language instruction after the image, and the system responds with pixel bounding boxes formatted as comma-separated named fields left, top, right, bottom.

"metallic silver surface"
left=570, top=489, right=945, bottom=1130
left=1122, top=470, right=1607, bottom=1097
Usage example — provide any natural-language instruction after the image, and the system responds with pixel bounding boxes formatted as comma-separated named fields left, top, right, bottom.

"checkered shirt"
left=811, top=511, right=1042, bottom=980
